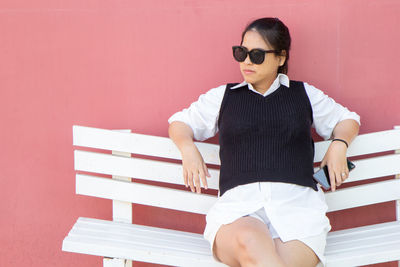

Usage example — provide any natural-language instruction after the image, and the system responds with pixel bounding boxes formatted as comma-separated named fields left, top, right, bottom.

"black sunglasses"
left=232, top=46, right=279, bottom=64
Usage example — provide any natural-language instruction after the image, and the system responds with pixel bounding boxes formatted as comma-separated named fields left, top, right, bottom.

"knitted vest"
left=217, top=80, right=318, bottom=196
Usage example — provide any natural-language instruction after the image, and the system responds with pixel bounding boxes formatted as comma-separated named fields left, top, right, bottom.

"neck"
left=252, top=74, right=278, bottom=95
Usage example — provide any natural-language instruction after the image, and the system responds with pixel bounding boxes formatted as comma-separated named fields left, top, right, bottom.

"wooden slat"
left=73, top=125, right=220, bottom=165
left=327, top=220, right=400, bottom=243
left=314, top=128, right=400, bottom=162
left=73, top=125, right=400, bottom=164
left=325, top=179, right=400, bottom=212
left=76, top=150, right=400, bottom=188
left=76, top=174, right=217, bottom=215
left=324, top=221, right=400, bottom=266
left=76, top=171, right=400, bottom=214
left=313, top=153, right=400, bottom=183
left=74, top=150, right=220, bottom=190
left=62, top=217, right=227, bottom=267
left=111, top=129, right=133, bottom=226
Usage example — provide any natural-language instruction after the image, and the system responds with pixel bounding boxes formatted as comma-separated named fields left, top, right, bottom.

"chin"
left=243, top=76, right=256, bottom=84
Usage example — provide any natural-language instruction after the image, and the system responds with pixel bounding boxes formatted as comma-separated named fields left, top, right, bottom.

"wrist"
left=331, top=138, right=349, bottom=148
left=180, top=142, right=198, bottom=155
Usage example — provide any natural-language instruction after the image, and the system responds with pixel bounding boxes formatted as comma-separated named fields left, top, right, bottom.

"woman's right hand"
left=181, top=143, right=211, bottom=194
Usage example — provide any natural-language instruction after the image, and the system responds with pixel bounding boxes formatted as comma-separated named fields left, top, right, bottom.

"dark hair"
left=240, top=17, right=291, bottom=74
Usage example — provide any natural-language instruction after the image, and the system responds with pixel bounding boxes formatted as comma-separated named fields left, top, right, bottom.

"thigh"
left=213, top=216, right=277, bottom=267
left=274, top=238, right=319, bottom=267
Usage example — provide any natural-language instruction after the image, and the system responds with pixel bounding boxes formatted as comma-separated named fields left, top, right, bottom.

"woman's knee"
left=229, top=217, right=283, bottom=265
left=213, top=218, right=265, bottom=264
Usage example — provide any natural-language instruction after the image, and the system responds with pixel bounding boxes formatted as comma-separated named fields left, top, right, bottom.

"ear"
left=279, top=50, right=287, bottom=66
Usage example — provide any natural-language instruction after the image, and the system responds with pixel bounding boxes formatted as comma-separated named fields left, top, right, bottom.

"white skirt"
left=203, top=181, right=332, bottom=267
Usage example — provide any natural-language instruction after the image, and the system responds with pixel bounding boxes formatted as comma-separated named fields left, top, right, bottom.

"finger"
left=320, top=160, right=326, bottom=169
left=328, top=166, right=336, bottom=192
left=183, top=169, right=188, bottom=188
left=199, top=166, right=208, bottom=190
left=193, top=170, right=201, bottom=194
left=204, top=163, right=211, bottom=178
left=188, top=171, right=195, bottom=193
left=336, top=171, right=343, bottom=187
left=339, top=169, right=348, bottom=186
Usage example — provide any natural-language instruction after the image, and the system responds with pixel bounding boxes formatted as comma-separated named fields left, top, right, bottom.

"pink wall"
left=1, top=0, right=399, bottom=266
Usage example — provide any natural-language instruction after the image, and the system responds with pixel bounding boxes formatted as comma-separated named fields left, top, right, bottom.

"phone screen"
left=313, top=159, right=355, bottom=190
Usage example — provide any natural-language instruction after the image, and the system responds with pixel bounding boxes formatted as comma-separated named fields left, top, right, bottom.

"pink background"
left=1, top=0, right=399, bottom=266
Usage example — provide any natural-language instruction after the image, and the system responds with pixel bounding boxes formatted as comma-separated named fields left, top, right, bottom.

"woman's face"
left=239, top=30, right=286, bottom=90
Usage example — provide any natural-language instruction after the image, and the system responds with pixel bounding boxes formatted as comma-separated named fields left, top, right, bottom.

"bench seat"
left=62, top=217, right=227, bottom=267
left=62, top=217, right=400, bottom=267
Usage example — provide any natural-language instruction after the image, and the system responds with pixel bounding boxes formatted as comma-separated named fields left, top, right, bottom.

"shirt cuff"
left=168, top=112, right=200, bottom=140
left=338, top=111, right=361, bottom=126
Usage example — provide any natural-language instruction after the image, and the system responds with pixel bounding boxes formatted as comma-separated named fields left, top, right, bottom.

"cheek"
left=260, top=59, right=279, bottom=74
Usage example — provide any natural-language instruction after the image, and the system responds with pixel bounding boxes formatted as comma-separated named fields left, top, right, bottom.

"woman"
left=168, top=17, right=360, bottom=267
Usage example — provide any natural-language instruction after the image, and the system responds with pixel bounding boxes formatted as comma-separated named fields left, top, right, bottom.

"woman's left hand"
left=320, top=141, right=349, bottom=191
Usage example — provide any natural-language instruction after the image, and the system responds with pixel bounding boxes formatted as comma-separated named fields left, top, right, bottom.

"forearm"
left=168, top=121, right=197, bottom=153
left=331, top=119, right=360, bottom=146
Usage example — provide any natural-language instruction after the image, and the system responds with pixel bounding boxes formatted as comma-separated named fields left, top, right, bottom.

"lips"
left=243, top=69, right=255, bottom=74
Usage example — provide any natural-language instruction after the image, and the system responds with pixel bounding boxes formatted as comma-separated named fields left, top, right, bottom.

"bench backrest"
left=73, top=125, right=400, bottom=221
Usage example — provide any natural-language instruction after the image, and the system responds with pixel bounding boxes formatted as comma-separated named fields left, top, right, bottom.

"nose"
left=243, top=53, right=252, bottom=64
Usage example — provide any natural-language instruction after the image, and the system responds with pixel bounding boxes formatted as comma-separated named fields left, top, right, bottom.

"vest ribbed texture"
left=217, top=80, right=318, bottom=196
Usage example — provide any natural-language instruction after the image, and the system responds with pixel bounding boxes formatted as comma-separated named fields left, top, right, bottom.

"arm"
left=168, top=121, right=210, bottom=194
left=167, top=84, right=225, bottom=193
left=321, top=119, right=360, bottom=191
left=303, top=81, right=361, bottom=191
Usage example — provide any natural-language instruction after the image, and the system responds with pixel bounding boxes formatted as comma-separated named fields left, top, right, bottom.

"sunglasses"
left=232, top=46, right=279, bottom=65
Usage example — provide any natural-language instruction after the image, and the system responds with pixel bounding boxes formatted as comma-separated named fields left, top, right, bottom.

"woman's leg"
left=213, top=216, right=287, bottom=267
left=273, top=238, right=319, bottom=267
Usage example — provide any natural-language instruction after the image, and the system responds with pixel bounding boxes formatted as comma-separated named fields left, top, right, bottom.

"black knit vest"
left=217, top=80, right=318, bottom=196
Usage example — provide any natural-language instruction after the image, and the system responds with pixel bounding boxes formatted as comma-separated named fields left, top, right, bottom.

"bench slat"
left=314, top=128, right=400, bottom=162
left=76, top=172, right=400, bottom=213
left=76, top=174, right=217, bottom=215
left=74, top=150, right=220, bottom=190
left=325, top=179, right=400, bottom=212
left=75, top=217, right=204, bottom=244
left=75, top=150, right=400, bottom=188
left=338, top=153, right=400, bottom=183
left=73, top=125, right=400, bottom=164
left=62, top=217, right=227, bottom=267
left=73, top=125, right=221, bottom=165
left=327, top=220, right=400, bottom=243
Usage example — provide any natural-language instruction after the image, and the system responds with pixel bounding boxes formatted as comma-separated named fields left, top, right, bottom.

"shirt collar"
left=230, top=73, right=290, bottom=92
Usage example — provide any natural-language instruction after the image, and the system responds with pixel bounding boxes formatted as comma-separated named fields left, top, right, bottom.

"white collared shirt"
left=169, top=74, right=360, bottom=264
left=168, top=73, right=361, bottom=141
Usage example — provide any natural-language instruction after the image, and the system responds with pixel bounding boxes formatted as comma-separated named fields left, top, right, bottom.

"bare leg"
left=213, top=216, right=287, bottom=267
left=274, top=238, right=320, bottom=267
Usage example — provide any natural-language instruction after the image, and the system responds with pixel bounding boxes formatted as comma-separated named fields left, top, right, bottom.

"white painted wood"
left=395, top=125, right=400, bottom=267
left=62, top=218, right=228, bottom=267
left=73, top=125, right=220, bottom=165
left=395, top=126, right=400, bottom=222
left=313, top=153, right=400, bottom=183
left=74, top=150, right=220, bottom=190
left=110, top=129, right=132, bottom=267
left=76, top=174, right=218, bottom=215
left=103, top=257, right=128, bottom=267
left=75, top=149, right=400, bottom=188
left=325, top=179, right=400, bottom=212
left=76, top=172, right=400, bottom=213
left=111, top=129, right=132, bottom=224
left=73, top=125, right=400, bottom=164
left=62, top=217, right=400, bottom=267
left=314, top=128, right=400, bottom=162
left=64, top=125, right=400, bottom=266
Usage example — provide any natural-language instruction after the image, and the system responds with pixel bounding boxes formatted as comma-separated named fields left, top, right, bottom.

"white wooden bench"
left=62, top=125, right=400, bottom=267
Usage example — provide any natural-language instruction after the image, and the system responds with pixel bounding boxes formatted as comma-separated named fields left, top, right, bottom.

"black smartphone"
left=313, top=159, right=355, bottom=190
